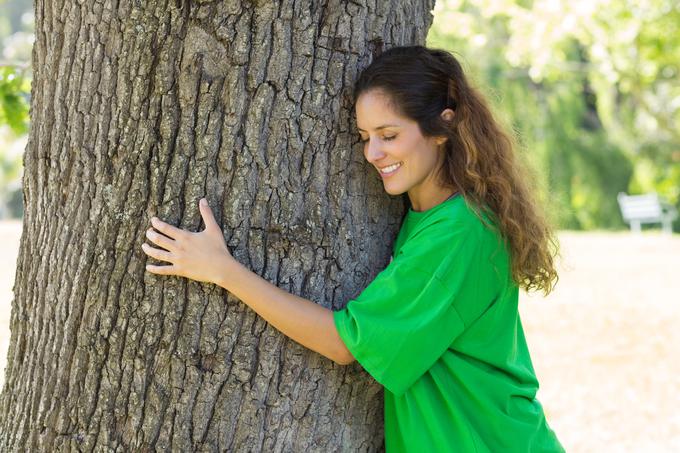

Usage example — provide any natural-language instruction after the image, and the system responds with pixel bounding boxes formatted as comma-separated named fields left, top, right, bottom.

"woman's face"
left=355, top=89, right=453, bottom=211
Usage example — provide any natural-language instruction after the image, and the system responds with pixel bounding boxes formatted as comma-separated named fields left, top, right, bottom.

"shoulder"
left=396, top=215, right=480, bottom=280
left=407, top=198, right=509, bottom=278
left=410, top=197, right=497, bottom=245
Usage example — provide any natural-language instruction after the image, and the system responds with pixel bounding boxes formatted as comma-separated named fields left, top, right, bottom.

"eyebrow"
left=357, top=124, right=401, bottom=132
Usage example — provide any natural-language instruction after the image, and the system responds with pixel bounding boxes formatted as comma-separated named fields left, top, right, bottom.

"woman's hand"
left=142, top=198, right=233, bottom=285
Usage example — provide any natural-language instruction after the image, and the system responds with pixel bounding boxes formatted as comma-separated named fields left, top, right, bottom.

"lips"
left=379, top=162, right=402, bottom=173
left=378, top=161, right=402, bottom=178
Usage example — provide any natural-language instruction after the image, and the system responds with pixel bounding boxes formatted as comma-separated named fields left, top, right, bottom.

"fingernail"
left=200, top=198, right=207, bottom=206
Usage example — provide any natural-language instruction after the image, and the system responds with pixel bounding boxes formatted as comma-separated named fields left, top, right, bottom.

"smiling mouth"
left=379, top=162, right=403, bottom=174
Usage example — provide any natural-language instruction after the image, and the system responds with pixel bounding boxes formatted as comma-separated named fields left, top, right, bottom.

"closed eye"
left=359, top=135, right=396, bottom=143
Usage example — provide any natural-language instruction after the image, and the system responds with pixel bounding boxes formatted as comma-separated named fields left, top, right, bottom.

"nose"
left=364, top=138, right=386, bottom=163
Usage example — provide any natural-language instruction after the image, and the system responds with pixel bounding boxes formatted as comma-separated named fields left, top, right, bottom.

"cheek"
left=393, top=140, right=415, bottom=162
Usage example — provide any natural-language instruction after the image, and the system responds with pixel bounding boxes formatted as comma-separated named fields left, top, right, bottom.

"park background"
left=0, top=0, right=678, bottom=450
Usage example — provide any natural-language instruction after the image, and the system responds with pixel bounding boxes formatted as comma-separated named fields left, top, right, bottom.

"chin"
left=383, top=184, right=407, bottom=196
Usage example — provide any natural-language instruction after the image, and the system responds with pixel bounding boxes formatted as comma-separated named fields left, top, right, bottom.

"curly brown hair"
left=353, top=45, right=559, bottom=295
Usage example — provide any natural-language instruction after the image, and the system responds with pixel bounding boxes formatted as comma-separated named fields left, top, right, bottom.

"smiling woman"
left=333, top=45, right=563, bottom=452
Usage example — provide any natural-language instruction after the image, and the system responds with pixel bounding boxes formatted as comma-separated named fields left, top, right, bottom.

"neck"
left=410, top=189, right=458, bottom=212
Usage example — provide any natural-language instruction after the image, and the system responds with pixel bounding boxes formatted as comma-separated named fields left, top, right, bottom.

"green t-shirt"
left=333, top=194, right=564, bottom=452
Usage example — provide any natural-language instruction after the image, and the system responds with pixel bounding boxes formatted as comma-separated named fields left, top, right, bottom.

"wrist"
left=215, top=252, right=241, bottom=289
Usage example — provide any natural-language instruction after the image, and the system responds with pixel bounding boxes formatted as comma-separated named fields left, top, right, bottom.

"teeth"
left=380, top=162, right=402, bottom=173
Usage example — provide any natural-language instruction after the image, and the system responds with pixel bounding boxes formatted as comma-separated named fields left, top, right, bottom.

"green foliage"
left=0, top=65, right=30, bottom=136
left=427, top=0, right=679, bottom=231
left=0, top=64, right=29, bottom=219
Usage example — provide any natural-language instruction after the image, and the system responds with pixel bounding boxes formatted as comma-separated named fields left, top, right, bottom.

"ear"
left=436, top=108, right=455, bottom=146
left=440, top=108, right=455, bottom=122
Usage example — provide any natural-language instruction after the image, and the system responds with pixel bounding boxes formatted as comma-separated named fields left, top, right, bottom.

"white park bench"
left=617, top=192, right=678, bottom=234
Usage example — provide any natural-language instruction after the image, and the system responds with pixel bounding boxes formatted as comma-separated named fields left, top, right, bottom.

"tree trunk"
left=0, top=1, right=435, bottom=451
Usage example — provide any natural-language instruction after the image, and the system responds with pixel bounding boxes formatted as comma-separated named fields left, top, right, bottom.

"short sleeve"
left=333, top=221, right=484, bottom=396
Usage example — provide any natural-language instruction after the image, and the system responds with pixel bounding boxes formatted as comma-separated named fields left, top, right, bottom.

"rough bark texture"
left=0, top=1, right=435, bottom=451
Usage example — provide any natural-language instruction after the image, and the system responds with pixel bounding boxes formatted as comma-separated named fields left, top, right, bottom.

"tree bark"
left=0, top=1, right=435, bottom=451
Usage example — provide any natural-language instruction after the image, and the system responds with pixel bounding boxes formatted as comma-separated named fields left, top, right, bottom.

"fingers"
left=150, top=217, right=185, bottom=240
left=146, top=227, right=177, bottom=251
left=141, top=242, right=173, bottom=262
left=142, top=242, right=177, bottom=275
left=145, top=263, right=177, bottom=275
left=199, top=198, right=218, bottom=231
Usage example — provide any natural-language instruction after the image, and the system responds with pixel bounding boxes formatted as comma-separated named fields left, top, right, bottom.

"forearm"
left=217, top=257, right=353, bottom=365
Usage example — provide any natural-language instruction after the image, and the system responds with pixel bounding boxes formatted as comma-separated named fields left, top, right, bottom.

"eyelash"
left=360, top=136, right=396, bottom=143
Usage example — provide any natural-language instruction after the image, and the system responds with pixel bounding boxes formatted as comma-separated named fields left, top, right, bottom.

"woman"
left=142, top=45, right=564, bottom=452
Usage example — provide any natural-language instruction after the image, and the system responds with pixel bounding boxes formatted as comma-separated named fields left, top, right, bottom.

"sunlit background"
left=1, top=0, right=679, bottom=451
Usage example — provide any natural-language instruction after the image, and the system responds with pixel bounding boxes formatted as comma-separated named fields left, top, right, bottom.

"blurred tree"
left=0, top=0, right=33, bottom=37
left=0, top=65, right=30, bottom=136
left=0, top=0, right=33, bottom=219
left=428, top=0, right=679, bottom=230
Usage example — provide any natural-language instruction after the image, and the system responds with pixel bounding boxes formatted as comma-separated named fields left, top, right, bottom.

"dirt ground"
left=0, top=221, right=678, bottom=451
left=519, top=231, right=680, bottom=452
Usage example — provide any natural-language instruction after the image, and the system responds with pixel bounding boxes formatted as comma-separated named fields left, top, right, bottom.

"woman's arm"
left=216, top=258, right=355, bottom=366
left=142, top=198, right=354, bottom=366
